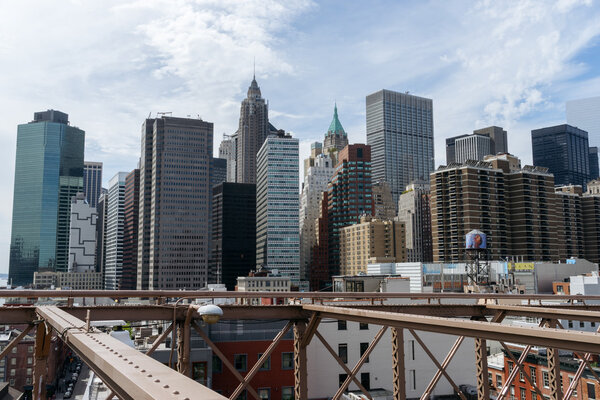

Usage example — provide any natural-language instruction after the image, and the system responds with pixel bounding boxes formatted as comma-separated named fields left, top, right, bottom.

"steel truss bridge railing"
left=1, top=290, right=600, bottom=400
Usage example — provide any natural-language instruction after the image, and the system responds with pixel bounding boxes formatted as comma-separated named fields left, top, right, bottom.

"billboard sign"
left=466, top=230, right=486, bottom=249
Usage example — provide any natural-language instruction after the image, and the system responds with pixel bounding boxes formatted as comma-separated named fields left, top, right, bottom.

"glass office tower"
left=366, top=89, right=434, bottom=205
left=9, top=110, right=84, bottom=285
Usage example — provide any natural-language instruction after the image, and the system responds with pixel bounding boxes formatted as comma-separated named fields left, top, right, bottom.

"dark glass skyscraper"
left=83, top=161, right=103, bottom=208
left=9, top=110, right=84, bottom=285
left=366, top=90, right=434, bottom=205
left=532, top=124, right=590, bottom=189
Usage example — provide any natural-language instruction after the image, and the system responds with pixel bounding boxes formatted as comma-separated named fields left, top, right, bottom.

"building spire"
left=327, top=102, right=346, bottom=137
left=253, top=56, right=256, bottom=80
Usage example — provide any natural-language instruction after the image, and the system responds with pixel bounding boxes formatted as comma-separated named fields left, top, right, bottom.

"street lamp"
left=195, top=304, right=223, bottom=324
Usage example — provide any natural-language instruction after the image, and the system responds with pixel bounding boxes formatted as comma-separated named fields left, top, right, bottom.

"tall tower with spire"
left=235, top=75, right=270, bottom=184
left=323, top=104, right=349, bottom=165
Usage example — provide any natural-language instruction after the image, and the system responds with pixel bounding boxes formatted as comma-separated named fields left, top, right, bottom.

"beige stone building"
left=339, top=216, right=406, bottom=275
left=372, top=180, right=396, bottom=219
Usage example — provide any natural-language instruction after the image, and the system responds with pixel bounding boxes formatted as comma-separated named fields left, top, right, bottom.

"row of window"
left=213, top=352, right=295, bottom=373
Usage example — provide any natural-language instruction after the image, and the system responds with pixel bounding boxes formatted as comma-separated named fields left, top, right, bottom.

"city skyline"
left=1, top=1, right=600, bottom=274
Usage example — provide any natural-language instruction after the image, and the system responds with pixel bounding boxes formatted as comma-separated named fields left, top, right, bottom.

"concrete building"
left=323, top=104, right=349, bottom=165
left=555, top=185, right=585, bottom=260
left=256, top=131, right=300, bottom=283
left=236, top=274, right=291, bottom=293
left=33, top=270, right=103, bottom=290
left=138, top=116, right=214, bottom=290
left=121, top=169, right=139, bottom=290
left=446, top=126, right=508, bottom=165
left=339, top=216, right=406, bottom=275
left=532, top=124, right=591, bottom=190
left=366, top=90, right=434, bottom=205
left=218, top=134, right=237, bottom=183
left=236, top=76, right=270, bottom=184
left=397, top=181, right=433, bottom=262
left=9, top=110, right=84, bottom=285
left=303, top=141, right=323, bottom=177
left=431, top=160, right=508, bottom=262
left=104, top=172, right=127, bottom=290
left=67, top=193, right=97, bottom=273
left=300, top=153, right=334, bottom=283
left=210, top=183, right=256, bottom=290
left=210, top=157, right=227, bottom=189
left=372, top=180, right=396, bottom=219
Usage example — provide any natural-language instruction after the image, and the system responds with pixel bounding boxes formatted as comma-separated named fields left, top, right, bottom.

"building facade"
left=397, top=181, right=433, bottom=262
left=138, top=116, right=214, bottom=290
left=9, top=110, right=84, bottom=285
left=321, top=144, right=374, bottom=283
left=210, top=183, right=256, bottom=290
left=566, top=96, right=600, bottom=146
left=210, top=157, right=227, bottom=189
left=104, top=172, right=127, bottom=290
left=121, top=169, right=140, bottom=290
left=366, top=89, right=434, bottom=205
left=372, top=180, right=396, bottom=219
left=300, top=153, right=334, bottom=282
left=446, top=126, right=508, bottom=165
left=83, top=161, right=103, bottom=208
left=236, top=76, right=270, bottom=184
left=219, top=134, right=237, bottom=183
left=532, top=124, right=591, bottom=189
left=339, top=216, right=406, bottom=275
left=256, top=132, right=300, bottom=282
left=95, top=190, right=108, bottom=275
left=67, top=193, right=97, bottom=273
left=590, top=147, right=599, bottom=180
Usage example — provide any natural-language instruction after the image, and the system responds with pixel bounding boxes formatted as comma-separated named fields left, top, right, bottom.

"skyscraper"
left=9, top=110, right=84, bottom=285
left=567, top=96, right=600, bottom=145
left=104, top=172, right=127, bottom=290
left=83, top=161, right=103, bottom=208
left=256, top=131, right=300, bottom=282
left=210, top=157, right=227, bottom=189
left=219, top=134, right=237, bottom=183
left=300, top=153, right=334, bottom=282
left=532, top=124, right=590, bottom=189
left=322, top=144, right=373, bottom=283
left=210, top=183, right=256, bottom=290
left=95, top=189, right=108, bottom=275
left=236, top=76, right=270, bottom=184
left=446, top=127, right=508, bottom=165
left=590, top=147, right=599, bottom=180
left=138, top=116, right=213, bottom=290
left=121, top=169, right=140, bottom=290
left=323, top=104, right=349, bottom=164
left=68, top=193, right=97, bottom=272
left=366, top=90, right=434, bottom=205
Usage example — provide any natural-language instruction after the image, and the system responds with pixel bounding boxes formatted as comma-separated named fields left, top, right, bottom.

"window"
left=338, top=320, right=347, bottom=330
left=281, top=387, right=293, bottom=400
left=569, top=320, right=574, bottom=328
left=339, top=344, right=348, bottom=363
left=28, top=346, right=33, bottom=353
left=10, top=369, right=15, bottom=377
left=519, top=368, right=524, bottom=382
left=359, top=323, right=369, bottom=330
left=360, top=342, right=369, bottom=363
left=510, top=386, right=515, bottom=400
left=212, top=355, right=222, bottom=373
left=282, top=352, right=294, bottom=370
left=11, top=347, right=16, bottom=354
left=543, top=371, right=550, bottom=388
left=488, top=372, right=493, bottom=386
left=520, top=388, right=526, bottom=400
left=26, top=378, right=32, bottom=385
left=258, top=353, right=270, bottom=370
left=410, top=370, right=416, bottom=390
left=580, top=321, right=585, bottom=328
left=361, top=372, right=370, bottom=391
left=26, top=368, right=32, bottom=376
left=409, top=340, right=415, bottom=360
left=588, top=382, right=596, bottom=400
left=258, top=388, right=270, bottom=400
left=339, top=374, right=348, bottom=387
left=10, top=358, right=15, bottom=366
left=192, top=362, right=207, bottom=385
left=234, top=354, right=247, bottom=371
left=532, top=391, right=538, bottom=400
left=9, top=379, right=14, bottom=386
left=27, top=357, right=32, bottom=365
left=530, top=366, right=536, bottom=385
left=508, top=362, right=514, bottom=375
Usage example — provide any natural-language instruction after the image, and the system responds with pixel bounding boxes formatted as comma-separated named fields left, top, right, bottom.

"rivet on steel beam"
left=163, top=385, right=169, bottom=388
left=141, top=369, right=146, bottom=373
left=134, top=365, right=139, bottom=368
left=147, top=374, right=152, bottom=377
left=154, top=379, right=160, bottom=382
left=128, top=362, right=133, bottom=365
left=172, top=391, right=179, bottom=395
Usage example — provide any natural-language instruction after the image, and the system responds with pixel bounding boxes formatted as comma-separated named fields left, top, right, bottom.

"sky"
left=1, top=0, right=600, bottom=274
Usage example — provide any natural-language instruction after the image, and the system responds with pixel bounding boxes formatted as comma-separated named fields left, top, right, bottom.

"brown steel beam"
left=487, top=304, right=600, bottom=322
left=313, top=330, right=373, bottom=400
left=293, top=321, right=308, bottom=400
left=410, top=330, right=466, bottom=400
left=333, top=326, right=388, bottom=400
left=563, top=352, right=591, bottom=400
left=391, top=328, right=405, bottom=400
left=5, top=289, right=600, bottom=301
left=36, top=306, right=227, bottom=400
left=230, top=321, right=292, bottom=399
left=499, top=342, right=544, bottom=399
left=300, top=313, right=321, bottom=348
left=191, top=322, right=261, bottom=400
left=475, top=338, right=489, bottom=400
left=33, top=322, right=51, bottom=400
left=302, top=304, right=600, bottom=353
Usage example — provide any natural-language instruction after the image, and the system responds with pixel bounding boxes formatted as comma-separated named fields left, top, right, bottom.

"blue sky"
left=1, top=0, right=600, bottom=273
